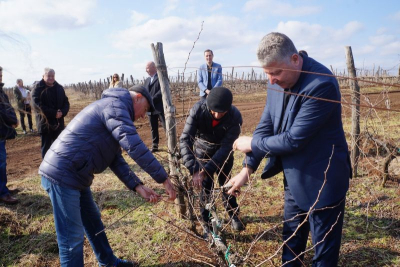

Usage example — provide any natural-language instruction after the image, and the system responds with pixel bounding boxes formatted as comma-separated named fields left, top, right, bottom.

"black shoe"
left=231, top=216, right=245, bottom=231
left=114, top=258, right=138, bottom=267
left=0, top=194, right=18, bottom=205
left=8, top=188, right=20, bottom=195
left=150, top=148, right=158, bottom=153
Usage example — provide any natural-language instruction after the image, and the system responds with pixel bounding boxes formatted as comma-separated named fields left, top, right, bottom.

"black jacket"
left=180, top=101, right=242, bottom=175
left=144, top=74, right=163, bottom=115
left=32, top=79, right=70, bottom=134
left=0, top=84, right=18, bottom=140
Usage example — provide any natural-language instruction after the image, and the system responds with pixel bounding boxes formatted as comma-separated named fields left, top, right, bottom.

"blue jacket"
left=246, top=54, right=351, bottom=210
left=197, top=62, right=223, bottom=96
left=39, top=88, right=168, bottom=190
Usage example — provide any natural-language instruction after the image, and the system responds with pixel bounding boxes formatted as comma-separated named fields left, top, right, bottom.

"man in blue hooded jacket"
left=40, top=85, right=176, bottom=267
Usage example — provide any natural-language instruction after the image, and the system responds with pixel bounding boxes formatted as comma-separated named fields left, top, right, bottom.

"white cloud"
left=112, top=14, right=262, bottom=70
left=275, top=21, right=323, bottom=46
left=211, top=3, right=223, bottom=11
left=244, top=0, right=321, bottom=17
left=275, top=20, right=364, bottom=47
left=381, top=41, right=400, bottom=56
left=369, top=34, right=396, bottom=46
left=0, top=0, right=96, bottom=34
left=333, top=21, right=364, bottom=41
left=376, top=27, right=387, bottom=34
left=105, top=53, right=133, bottom=59
left=163, top=0, right=179, bottom=16
left=130, top=10, right=149, bottom=26
left=357, top=45, right=376, bottom=55
left=390, top=10, right=400, bottom=21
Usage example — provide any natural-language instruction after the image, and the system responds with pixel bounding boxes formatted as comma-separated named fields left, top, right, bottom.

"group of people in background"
left=0, top=32, right=352, bottom=267
left=0, top=67, right=70, bottom=205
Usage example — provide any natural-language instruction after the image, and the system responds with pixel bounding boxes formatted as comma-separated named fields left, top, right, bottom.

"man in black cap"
left=180, top=86, right=244, bottom=237
left=39, top=86, right=176, bottom=267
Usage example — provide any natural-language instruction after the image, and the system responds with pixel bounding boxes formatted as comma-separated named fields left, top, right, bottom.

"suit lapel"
left=281, top=92, right=294, bottom=132
left=273, top=86, right=285, bottom=134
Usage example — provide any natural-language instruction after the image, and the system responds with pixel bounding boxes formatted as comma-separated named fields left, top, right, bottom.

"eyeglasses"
left=113, top=76, right=118, bottom=78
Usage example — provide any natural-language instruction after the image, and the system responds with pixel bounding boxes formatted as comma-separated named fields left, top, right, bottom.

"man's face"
left=210, top=110, right=227, bottom=120
left=204, top=51, right=214, bottom=65
left=133, top=94, right=150, bottom=121
left=262, top=54, right=301, bottom=89
left=17, top=80, right=23, bottom=87
left=146, top=63, right=156, bottom=76
left=44, top=72, right=55, bottom=86
left=0, top=71, right=2, bottom=83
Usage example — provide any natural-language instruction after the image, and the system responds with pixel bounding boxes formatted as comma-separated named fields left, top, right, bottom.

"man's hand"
left=227, top=167, right=253, bottom=196
left=56, top=109, right=63, bottom=119
left=205, top=89, right=210, bottom=95
left=233, top=136, right=253, bottom=153
left=163, top=177, right=176, bottom=201
left=135, top=184, right=161, bottom=203
left=12, top=121, right=19, bottom=128
left=192, top=170, right=205, bottom=189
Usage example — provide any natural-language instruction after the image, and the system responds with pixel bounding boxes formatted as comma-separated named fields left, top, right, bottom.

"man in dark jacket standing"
left=180, top=87, right=244, bottom=237
left=229, top=32, right=351, bottom=266
left=39, top=86, right=176, bottom=267
left=32, top=68, right=70, bottom=158
left=144, top=61, right=165, bottom=152
left=0, top=66, right=19, bottom=204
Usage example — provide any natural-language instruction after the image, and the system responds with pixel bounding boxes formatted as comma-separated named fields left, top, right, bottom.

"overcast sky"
left=0, top=0, right=399, bottom=86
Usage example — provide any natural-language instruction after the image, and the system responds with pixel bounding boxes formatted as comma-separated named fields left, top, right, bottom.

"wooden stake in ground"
left=345, top=46, right=360, bottom=178
left=151, top=42, right=186, bottom=218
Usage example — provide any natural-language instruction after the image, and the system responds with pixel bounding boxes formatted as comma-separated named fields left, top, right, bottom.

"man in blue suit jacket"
left=197, top=49, right=223, bottom=101
left=228, top=33, right=351, bottom=266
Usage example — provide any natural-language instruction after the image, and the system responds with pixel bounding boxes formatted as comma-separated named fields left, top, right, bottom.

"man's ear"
left=291, top=54, right=300, bottom=65
left=135, top=93, right=144, bottom=103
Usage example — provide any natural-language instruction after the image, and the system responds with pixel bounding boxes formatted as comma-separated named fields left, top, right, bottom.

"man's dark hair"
left=204, top=49, right=213, bottom=55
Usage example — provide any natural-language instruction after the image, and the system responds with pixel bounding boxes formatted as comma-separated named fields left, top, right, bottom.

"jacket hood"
left=101, top=88, right=135, bottom=121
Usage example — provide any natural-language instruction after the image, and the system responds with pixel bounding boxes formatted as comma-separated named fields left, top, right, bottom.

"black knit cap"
left=128, top=85, right=155, bottom=112
left=206, top=86, right=233, bottom=112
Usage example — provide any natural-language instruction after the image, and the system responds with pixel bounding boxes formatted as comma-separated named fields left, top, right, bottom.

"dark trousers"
left=41, top=128, right=63, bottom=158
left=0, top=141, right=10, bottom=197
left=282, top=187, right=345, bottom=267
left=19, top=104, right=33, bottom=131
left=148, top=113, right=166, bottom=148
left=200, top=155, right=239, bottom=223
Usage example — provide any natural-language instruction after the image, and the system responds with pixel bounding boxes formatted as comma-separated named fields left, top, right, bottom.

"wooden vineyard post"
left=151, top=42, right=187, bottom=218
left=345, top=46, right=360, bottom=178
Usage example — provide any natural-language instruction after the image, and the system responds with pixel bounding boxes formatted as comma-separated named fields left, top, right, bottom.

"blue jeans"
left=41, top=177, right=118, bottom=267
left=0, top=140, right=10, bottom=197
